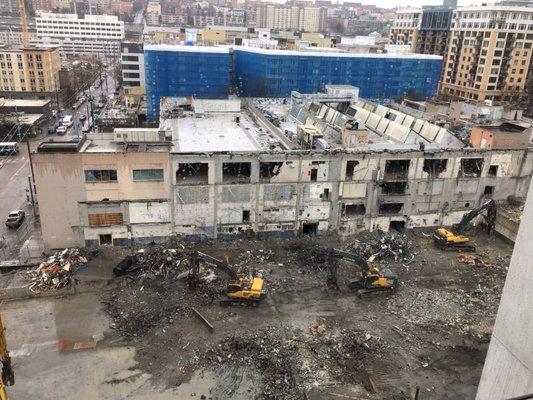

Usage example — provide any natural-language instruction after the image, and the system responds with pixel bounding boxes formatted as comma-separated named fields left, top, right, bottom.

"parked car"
left=5, top=210, right=25, bottom=229
left=62, top=115, right=73, bottom=127
left=47, top=122, right=59, bottom=134
left=56, top=126, right=67, bottom=135
left=0, top=142, right=19, bottom=155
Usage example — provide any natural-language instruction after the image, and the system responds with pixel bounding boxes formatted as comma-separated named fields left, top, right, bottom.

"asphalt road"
left=0, top=140, right=34, bottom=258
left=0, top=67, right=117, bottom=257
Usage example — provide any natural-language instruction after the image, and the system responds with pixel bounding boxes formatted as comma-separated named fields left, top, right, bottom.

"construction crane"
left=0, top=313, right=14, bottom=400
left=327, top=248, right=398, bottom=297
left=189, top=251, right=266, bottom=307
left=18, top=0, right=30, bottom=48
left=433, top=199, right=497, bottom=252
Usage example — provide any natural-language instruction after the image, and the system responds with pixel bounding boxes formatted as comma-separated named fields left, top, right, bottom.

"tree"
left=112, top=63, right=123, bottom=88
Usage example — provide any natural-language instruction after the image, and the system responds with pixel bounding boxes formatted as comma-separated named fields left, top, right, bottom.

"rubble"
left=457, top=253, right=490, bottom=268
left=350, top=231, right=415, bottom=264
left=26, top=248, right=88, bottom=293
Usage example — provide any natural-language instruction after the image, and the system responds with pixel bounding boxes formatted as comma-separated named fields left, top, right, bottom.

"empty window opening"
left=222, top=162, right=251, bottom=184
left=423, top=159, right=448, bottom=177
left=484, top=185, right=494, bottom=195
left=343, top=204, right=366, bottom=216
left=302, top=222, right=318, bottom=235
left=465, top=202, right=470, bottom=208
left=389, top=220, right=406, bottom=232
left=321, top=188, right=330, bottom=201
left=346, top=160, right=359, bottom=180
left=384, top=160, right=410, bottom=180
left=310, top=168, right=318, bottom=182
left=460, top=158, right=483, bottom=178
left=176, top=163, right=208, bottom=184
left=242, top=210, right=250, bottom=223
left=379, top=203, right=403, bottom=214
left=488, top=165, right=498, bottom=176
left=99, top=234, right=112, bottom=246
left=381, top=181, right=407, bottom=195
left=85, top=169, right=117, bottom=182
left=259, top=162, right=283, bottom=182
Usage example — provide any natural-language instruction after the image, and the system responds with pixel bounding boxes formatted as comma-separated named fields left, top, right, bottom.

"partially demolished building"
left=33, top=87, right=532, bottom=249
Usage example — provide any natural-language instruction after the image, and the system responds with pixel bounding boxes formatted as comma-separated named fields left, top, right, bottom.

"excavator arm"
left=455, top=199, right=496, bottom=234
left=0, top=313, right=14, bottom=400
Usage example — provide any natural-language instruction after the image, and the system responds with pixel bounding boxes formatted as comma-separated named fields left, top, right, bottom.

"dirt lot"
left=101, top=228, right=512, bottom=400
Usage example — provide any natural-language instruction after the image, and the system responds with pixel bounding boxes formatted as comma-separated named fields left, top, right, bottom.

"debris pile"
left=206, top=326, right=304, bottom=399
left=350, top=232, right=415, bottom=264
left=457, top=253, right=490, bottom=268
left=134, top=246, right=186, bottom=278
left=27, top=248, right=88, bottom=293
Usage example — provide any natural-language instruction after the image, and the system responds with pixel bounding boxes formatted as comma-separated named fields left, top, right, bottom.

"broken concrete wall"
left=33, top=152, right=86, bottom=249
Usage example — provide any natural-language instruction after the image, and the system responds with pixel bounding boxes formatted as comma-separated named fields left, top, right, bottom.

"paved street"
left=0, top=141, right=33, bottom=258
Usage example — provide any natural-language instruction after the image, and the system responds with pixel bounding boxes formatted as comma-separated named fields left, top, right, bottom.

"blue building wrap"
left=144, top=45, right=443, bottom=121
left=233, top=48, right=442, bottom=100
left=145, top=45, right=230, bottom=120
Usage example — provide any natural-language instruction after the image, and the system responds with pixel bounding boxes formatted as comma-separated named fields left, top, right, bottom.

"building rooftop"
left=144, top=44, right=229, bottom=54
left=0, top=99, right=50, bottom=108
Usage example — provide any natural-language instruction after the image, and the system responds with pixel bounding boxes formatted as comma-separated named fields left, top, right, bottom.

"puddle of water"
left=172, top=365, right=260, bottom=399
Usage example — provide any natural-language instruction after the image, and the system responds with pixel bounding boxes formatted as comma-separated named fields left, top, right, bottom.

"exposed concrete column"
left=476, top=182, right=533, bottom=399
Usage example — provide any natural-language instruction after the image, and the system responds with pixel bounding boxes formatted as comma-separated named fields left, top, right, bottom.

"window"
left=85, top=169, right=117, bottom=182
left=132, top=169, right=163, bottom=181
left=488, top=165, right=498, bottom=176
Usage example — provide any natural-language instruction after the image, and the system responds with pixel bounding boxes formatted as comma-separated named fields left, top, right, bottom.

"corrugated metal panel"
left=376, top=118, right=390, bottom=134
left=375, top=105, right=389, bottom=117
left=402, top=115, right=415, bottom=129
left=385, top=121, right=410, bottom=143
left=366, top=113, right=380, bottom=129
left=412, top=119, right=425, bottom=133
left=355, top=107, right=371, bottom=123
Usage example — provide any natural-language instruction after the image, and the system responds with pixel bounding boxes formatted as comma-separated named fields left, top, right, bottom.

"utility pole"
left=27, top=176, right=35, bottom=216
left=104, top=65, right=108, bottom=94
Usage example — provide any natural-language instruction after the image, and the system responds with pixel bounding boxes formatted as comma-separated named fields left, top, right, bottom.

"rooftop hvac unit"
left=113, top=127, right=172, bottom=143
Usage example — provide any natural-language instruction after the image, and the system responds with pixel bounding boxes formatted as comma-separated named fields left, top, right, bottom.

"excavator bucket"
left=2, top=356, right=14, bottom=386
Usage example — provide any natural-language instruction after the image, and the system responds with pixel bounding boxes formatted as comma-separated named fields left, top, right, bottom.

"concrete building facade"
left=389, top=8, right=421, bottom=51
left=35, top=13, right=125, bottom=58
left=120, top=41, right=145, bottom=107
left=476, top=182, right=533, bottom=399
left=256, top=4, right=326, bottom=32
left=34, top=97, right=533, bottom=250
left=439, top=5, right=533, bottom=105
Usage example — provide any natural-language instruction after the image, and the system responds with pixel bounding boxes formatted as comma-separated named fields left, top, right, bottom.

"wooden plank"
left=191, top=307, right=214, bottom=333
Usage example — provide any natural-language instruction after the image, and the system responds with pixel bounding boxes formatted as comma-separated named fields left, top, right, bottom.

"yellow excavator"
left=0, top=313, right=14, bottom=400
left=433, top=199, right=497, bottom=252
left=189, top=251, right=266, bottom=306
left=327, top=248, right=397, bottom=297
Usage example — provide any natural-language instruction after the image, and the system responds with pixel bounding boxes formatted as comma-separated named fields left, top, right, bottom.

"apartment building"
left=146, top=1, right=161, bottom=26
left=35, top=13, right=125, bottom=58
left=416, top=6, right=454, bottom=57
left=439, top=5, right=533, bottom=105
left=33, top=96, right=532, bottom=249
left=389, top=8, right=421, bottom=51
left=30, top=0, right=54, bottom=12
left=0, top=46, right=61, bottom=106
left=256, top=4, right=326, bottom=32
left=120, top=41, right=145, bottom=107
left=0, top=0, right=18, bottom=14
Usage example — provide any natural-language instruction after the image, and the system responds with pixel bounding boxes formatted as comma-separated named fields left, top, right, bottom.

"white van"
left=0, top=142, right=19, bottom=156
left=62, top=115, right=73, bottom=128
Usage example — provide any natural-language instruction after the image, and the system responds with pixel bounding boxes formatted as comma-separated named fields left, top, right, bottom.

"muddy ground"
left=101, top=228, right=512, bottom=400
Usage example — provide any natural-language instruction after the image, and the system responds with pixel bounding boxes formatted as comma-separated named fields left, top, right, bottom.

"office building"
left=35, top=13, right=125, bottom=58
left=416, top=6, right=454, bottom=57
left=233, top=47, right=442, bottom=99
left=145, top=45, right=230, bottom=120
left=121, top=41, right=145, bottom=107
